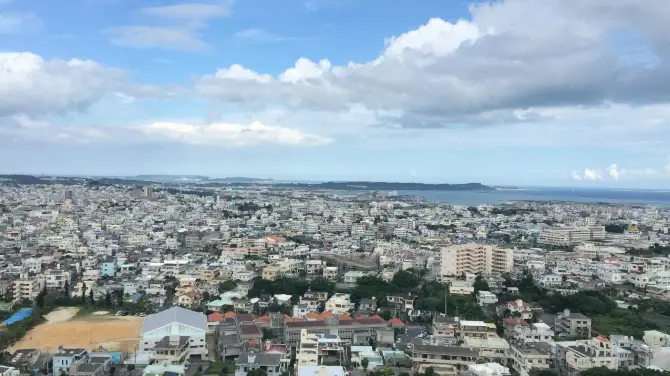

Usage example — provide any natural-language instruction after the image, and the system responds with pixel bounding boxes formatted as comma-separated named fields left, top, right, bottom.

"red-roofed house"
left=504, top=299, right=533, bottom=319
left=388, top=318, right=405, bottom=327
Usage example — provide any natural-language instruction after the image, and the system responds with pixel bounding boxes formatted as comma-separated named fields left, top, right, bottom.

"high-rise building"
left=440, top=244, right=513, bottom=277
left=144, top=186, right=153, bottom=198
left=538, top=225, right=605, bottom=246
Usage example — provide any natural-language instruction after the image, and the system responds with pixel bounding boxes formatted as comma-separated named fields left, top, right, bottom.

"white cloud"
left=234, top=28, right=308, bottom=44
left=0, top=52, right=125, bottom=117
left=570, top=161, right=670, bottom=182
left=583, top=168, right=602, bottom=181
left=0, top=12, right=41, bottom=33
left=135, top=121, right=332, bottom=147
left=606, top=164, right=619, bottom=180
left=569, top=171, right=583, bottom=181
left=108, top=26, right=207, bottom=51
left=142, top=2, right=232, bottom=21
left=194, top=0, right=670, bottom=130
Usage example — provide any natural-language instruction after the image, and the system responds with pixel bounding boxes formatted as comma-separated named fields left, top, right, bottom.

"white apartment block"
left=324, top=293, right=353, bottom=315
left=539, top=226, right=605, bottom=246
left=13, top=274, right=43, bottom=302
left=440, top=244, right=513, bottom=277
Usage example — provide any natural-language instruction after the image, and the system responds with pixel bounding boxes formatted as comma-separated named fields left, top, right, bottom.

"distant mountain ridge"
left=132, top=175, right=274, bottom=183
left=286, top=181, right=494, bottom=191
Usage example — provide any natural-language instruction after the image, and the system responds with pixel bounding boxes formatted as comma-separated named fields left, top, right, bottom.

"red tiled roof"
left=208, top=312, right=225, bottom=322
left=339, top=313, right=352, bottom=320
left=255, top=315, right=270, bottom=322
left=504, top=318, right=529, bottom=326
left=224, top=311, right=237, bottom=319
left=388, top=318, right=405, bottom=326
left=595, top=335, right=610, bottom=343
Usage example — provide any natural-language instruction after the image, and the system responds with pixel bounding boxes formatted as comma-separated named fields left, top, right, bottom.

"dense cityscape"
left=0, top=180, right=669, bottom=376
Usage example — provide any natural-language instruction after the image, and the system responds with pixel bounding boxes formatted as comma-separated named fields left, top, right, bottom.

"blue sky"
left=2, top=0, right=670, bottom=187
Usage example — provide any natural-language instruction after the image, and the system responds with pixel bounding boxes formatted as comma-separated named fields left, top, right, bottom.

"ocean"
left=398, top=188, right=670, bottom=206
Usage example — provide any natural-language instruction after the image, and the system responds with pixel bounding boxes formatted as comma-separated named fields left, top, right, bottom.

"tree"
left=36, top=286, right=47, bottom=309
left=81, top=281, right=87, bottom=302
left=104, top=292, right=112, bottom=308
left=561, top=275, right=568, bottom=282
left=361, top=358, right=369, bottom=371
left=247, top=369, right=268, bottom=376
left=89, top=289, right=95, bottom=305
left=473, top=276, right=489, bottom=294
left=63, top=280, right=70, bottom=299
left=218, top=280, right=237, bottom=293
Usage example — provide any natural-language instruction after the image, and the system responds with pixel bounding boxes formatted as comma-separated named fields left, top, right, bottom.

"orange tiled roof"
left=224, top=311, right=237, bottom=319
left=369, top=314, right=383, bottom=320
left=339, top=313, right=352, bottom=320
left=255, top=315, right=270, bottom=322
left=321, top=311, right=335, bottom=318
left=595, top=335, right=610, bottom=343
left=208, top=312, right=225, bottom=322
left=305, top=312, right=321, bottom=319
left=283, top=314, right=295, bottom=322
left=388, top=318, right=405, bottom=326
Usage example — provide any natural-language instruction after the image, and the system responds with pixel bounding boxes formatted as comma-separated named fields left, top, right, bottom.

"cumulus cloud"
left=0, top=52, right=125, bottom=117
left=135, top=121, right=332, bottom=147
left=195, top=0, right=670, bottom=128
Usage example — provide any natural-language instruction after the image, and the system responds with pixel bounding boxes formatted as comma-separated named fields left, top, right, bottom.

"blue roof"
left=2, top=308, right=34, bottom=325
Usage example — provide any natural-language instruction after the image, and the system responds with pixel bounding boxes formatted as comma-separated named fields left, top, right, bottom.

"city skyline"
left=2, top=0, right=670, bottom=187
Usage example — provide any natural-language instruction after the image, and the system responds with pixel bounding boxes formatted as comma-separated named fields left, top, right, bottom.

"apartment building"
left=411, top=345, right=478, bottom=376
left=296, top=330, right=319, bottom=366
left=555, top=309, right=592, bottom=338
left=440, top=244, right=513, bottom=277
left=283, top=316, right=393, bottom=347
left=513, top=322, right=554, bottom=345
left=13, top=274, right=42, bottom=302
left=539, top=226, right=605, bottom=246
left=509, top=343, right=552, bottom=376
left=556, top=337, right=617, bottom=376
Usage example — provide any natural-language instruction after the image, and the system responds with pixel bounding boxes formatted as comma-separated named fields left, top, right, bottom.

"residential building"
left=555, top=309, right=591, bottom=338
left=234, top=352, right=284, bottom=376
left=53, top=347, right=88, bottom=375
left=440, top=244, right=513, bottom=277
left=411, top=344, right=478, bottom=376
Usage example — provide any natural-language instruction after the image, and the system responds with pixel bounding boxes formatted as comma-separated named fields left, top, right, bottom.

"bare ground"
left=11, top=314, right=142, bottom=352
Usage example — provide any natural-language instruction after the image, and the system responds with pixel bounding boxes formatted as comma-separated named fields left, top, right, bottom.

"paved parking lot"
left=393, top=325, right=428, bottom=350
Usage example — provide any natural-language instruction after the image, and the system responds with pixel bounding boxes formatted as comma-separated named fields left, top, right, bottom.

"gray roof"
left=154, top=336, right=191, bottom=349
left=141, top=307, right=207, bottom=335
left=76, top=363, right=104, bottom=373
left=413, top=345, right=478, bottom=357
left=237, top=352, right=282, bottom=366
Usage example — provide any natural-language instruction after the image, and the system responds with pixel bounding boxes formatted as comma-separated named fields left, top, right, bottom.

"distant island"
left=0, top=175, right=492, bottom=191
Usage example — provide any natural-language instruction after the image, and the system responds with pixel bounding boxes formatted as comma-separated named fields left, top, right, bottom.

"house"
left=234, top=352, right=285, bottom=376
left=151, top=336, right=191, bottom=365
left=52, top=347, right=88, bottom=375
left=99, top=257, right=116, bottom=277
left=386, top=294, right=416, bottom=312
left=325, top=294, right=353, bottom=315
left=262, top=266, right=280, bottom=281
left=358, top=298, right=377, bottom=314
left=323, top=267, right=338, bottom=281
left=140, top=307, right=208, bottom=360
left=176, top=291, right=201, bottom=308
left=500, top=299, right=532, bottom=320
left=476, top=291, right=498, bottom=306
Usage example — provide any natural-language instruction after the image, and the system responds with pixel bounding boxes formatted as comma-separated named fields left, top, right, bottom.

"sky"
left=2, top=0, right=670, bottom=187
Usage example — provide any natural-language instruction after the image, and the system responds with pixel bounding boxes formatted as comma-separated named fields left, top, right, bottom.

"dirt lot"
left=11, top=313, right=142, bottom=352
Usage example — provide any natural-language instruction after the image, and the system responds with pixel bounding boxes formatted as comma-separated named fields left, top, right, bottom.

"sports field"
left=11, top=307, right=143, bottom=352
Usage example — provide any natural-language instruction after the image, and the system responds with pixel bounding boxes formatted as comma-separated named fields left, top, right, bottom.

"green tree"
left=89, top=289, right=95, bottom=305
left=361, top=358, right=369, bottom=371
left=36, top=286, right=47, bottom=309
left=473, top=276, right=489, bottom=294
left=247, top=369, right=268, bottom=376
left=218, top=280, right=237, bottom=293
left=104, top=292, right=112, bottom=308
left=81, top=281, right=87, bottom=302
